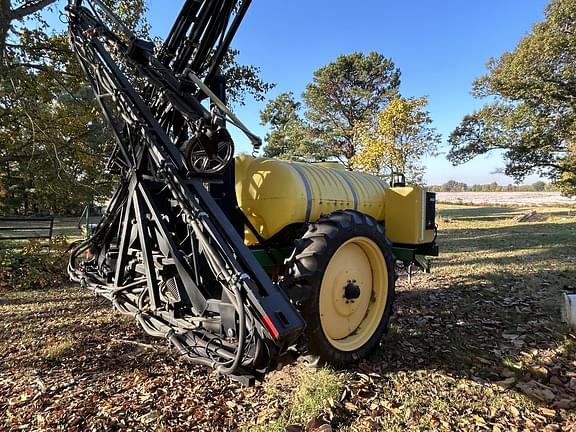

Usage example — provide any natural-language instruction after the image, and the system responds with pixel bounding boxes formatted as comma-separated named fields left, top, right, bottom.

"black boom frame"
left=66, top=0, right=304, bottom=380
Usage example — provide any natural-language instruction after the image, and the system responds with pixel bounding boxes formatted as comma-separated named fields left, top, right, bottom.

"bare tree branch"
left=6, top=42, right=73, bottom=55
left=1, top=0, right=58, bottom=67
left=11, top=61, right=83, bottom=78
left=11, top=0, right=56, bottom=21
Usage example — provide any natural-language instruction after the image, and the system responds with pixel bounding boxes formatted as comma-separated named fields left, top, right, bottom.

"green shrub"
left=0, top=236, right=70, bottom=291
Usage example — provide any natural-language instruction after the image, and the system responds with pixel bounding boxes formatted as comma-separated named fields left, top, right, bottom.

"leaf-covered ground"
left=1, top=205, right=575, bottom=431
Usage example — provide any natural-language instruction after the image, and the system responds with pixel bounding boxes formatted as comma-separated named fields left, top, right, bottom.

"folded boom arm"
left=66, top=0, right=304, bottom=380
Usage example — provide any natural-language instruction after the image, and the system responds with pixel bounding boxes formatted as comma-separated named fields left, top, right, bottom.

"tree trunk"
left=0, top=0, right=57, bottom=68
left=0, top=0, right=10, bottom=67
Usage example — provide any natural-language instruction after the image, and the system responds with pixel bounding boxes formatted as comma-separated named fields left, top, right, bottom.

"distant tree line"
left=430, top=180, right=558, bottom=193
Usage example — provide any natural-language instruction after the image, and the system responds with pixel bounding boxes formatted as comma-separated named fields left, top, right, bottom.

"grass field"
left=1, top=204, right=575, bottom=431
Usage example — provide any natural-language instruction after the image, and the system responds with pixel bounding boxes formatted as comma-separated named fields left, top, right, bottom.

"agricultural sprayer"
left=66, top=0, right=439, bottom=383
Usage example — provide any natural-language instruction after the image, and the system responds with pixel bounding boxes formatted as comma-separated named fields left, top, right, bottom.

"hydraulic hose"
left=215, top=284, right=246, bottom=375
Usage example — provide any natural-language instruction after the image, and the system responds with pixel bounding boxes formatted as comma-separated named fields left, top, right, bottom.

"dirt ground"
left=1, top=204, right=576, bottom=431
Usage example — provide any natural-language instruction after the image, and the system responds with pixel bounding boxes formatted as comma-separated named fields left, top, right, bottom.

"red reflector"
left=262, top=314, right=280, bottom=339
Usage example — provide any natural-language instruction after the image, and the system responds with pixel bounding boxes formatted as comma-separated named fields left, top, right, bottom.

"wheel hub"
left=321, top=242, right=373, bottom=340
left=343, top=280, right=361, bottom=301
left=319, top=236, right=388, bottom=351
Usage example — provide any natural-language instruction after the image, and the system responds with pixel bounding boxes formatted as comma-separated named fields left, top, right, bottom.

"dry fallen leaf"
left=495, top=377, right=516, bottom=388
left=312, top=424, right=332, bottom=432
left=344, top=402, right=358, bottom=412
left=553, top=398, right=575, bottom=410
left=539, top=407, right=556, bottom=417
left=516, top=381, right=556, bottom=402
left=473, top=414, right=486, bottom=425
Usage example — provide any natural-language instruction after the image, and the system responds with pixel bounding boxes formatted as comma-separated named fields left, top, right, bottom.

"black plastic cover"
left=425, top=192, right=436, bottom=230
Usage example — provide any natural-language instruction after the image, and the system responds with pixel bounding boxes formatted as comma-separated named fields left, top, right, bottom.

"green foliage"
left=259, top=92, right=324, bottom=160
left=0, top=37, right=116, bottom=214
left=223, top=49, right=275, bottom=106
left=0, top=0, right=149, bottom=215
left=448, top=0, right=576, bottom=195
left=40, top=338, right=75, bottom=362
left=532, top=180, right=546, bottom=192
left=0, top=1, right=57, bottom=67
left=0, top=1, right=274, bottom=215
left=432, top=180, right=470, bottom=192
left=261, top=52, right=404, bottom=168
left=287, top=368, right=344, bottom=423
left=0, top=235, right=70, bottom=291
left=302, top=52, right=400, bottom=167
left=352, top=96, right=440, bottom=183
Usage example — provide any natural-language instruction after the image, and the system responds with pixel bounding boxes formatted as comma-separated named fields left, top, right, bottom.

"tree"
left=351, top=97, right=440, bottom=183
left=448, top=0, right=576, bottom=195
left=0, top=0, right=57, bottom=68
left=438, top=180, right=468, bottom=192
left=259, top=92, right=327, bottom=160
left=302, top=52, right=400, bottom=168
left=223, top=49, right=274, bottom=106
left=0, top=1, right=150, bottom=214
left=532, top=180, right=546, bottom=192
left=0, top=1, right=274, bottom=214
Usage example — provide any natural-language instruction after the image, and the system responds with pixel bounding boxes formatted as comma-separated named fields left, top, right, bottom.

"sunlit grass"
left=248, top=367, right=344, bottom=432
left=40, top=338, right=75, bottom=361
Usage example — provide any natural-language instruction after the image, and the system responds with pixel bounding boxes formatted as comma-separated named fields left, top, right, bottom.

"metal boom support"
left=66, top=0, right=304, bottom=380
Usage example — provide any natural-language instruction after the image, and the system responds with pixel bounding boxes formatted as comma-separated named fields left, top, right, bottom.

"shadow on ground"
left=1, top=205, right=575, bottom=431
left=362, top=206, right=576, bottom=412
left=0, top=286, right=179, bottom=375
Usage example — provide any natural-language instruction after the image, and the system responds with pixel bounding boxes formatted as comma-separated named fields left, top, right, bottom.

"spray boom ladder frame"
left=66, top=0, right=305, bottom=381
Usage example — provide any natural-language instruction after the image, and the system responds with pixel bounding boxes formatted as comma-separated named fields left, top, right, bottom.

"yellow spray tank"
left=234, top=155, right=438, bottom=364
left=234, top=155, right=436, bottom=247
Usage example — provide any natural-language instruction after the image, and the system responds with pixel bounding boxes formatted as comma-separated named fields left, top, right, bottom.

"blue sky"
left=47, top=0, right=550, bottom=185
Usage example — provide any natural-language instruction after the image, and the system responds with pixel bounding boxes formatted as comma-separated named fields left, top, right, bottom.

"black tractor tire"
left=284, top=210, right=395, bottom=365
